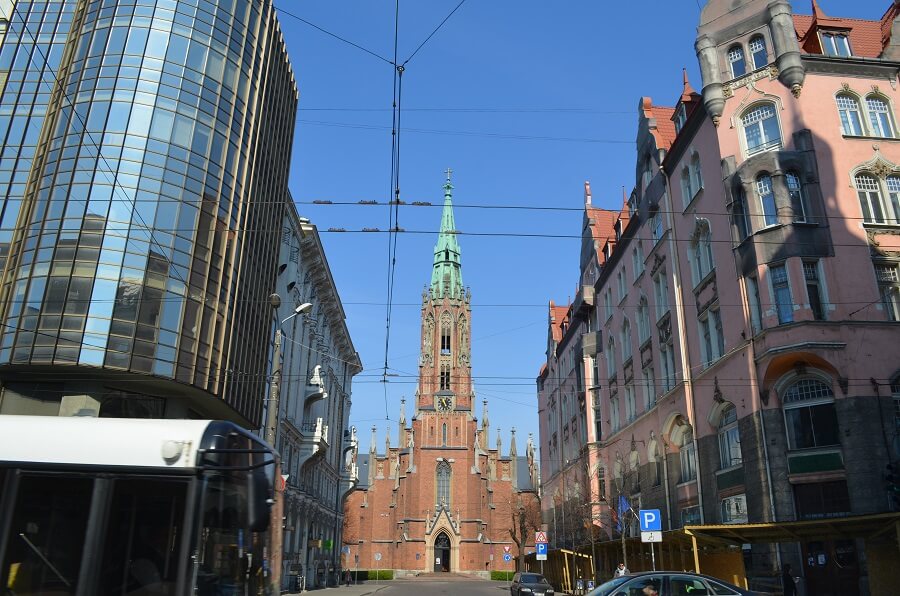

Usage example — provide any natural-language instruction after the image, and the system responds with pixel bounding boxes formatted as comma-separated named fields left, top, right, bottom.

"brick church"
left=344, top=174, right=540, bottom=577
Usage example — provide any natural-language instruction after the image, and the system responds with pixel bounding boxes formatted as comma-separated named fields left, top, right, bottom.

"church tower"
left=417, top=170, right=473, bottom=414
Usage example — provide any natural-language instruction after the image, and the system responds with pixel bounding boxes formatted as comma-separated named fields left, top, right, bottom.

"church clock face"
left=436, top=395, right=453, bottom=412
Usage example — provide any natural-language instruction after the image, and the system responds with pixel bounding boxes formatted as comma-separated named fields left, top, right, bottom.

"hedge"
left=355, top=570, right=393, bottom=580
left=491, top=570, right=515, bottom=581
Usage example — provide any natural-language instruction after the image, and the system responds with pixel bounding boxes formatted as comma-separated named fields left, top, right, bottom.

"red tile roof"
left=652, top=106, right=678, bottom=149
left=548, top=302, right=570, bottom=344
left=794, top=2, right=897, bottom=59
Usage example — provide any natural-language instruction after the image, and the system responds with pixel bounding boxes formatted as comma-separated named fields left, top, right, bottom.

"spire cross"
left=445, top=167, right=453, bottom=181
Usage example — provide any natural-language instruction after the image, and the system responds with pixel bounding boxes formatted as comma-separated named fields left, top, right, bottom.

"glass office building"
left=0, top=0, right=297, bottom=427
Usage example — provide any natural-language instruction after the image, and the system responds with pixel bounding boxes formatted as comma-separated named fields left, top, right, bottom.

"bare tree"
left=507, top=495, right=542, bottom=570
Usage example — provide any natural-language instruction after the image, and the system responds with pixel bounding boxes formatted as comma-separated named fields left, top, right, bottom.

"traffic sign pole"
left=651, top=543, right=656, bottom=571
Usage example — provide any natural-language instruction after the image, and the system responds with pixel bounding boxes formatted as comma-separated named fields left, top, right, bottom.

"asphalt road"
left=363, top=579, right=512, bottom=596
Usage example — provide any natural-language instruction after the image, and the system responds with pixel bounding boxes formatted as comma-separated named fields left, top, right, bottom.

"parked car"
left=586, top=571, right=771, bottom=596
left=510, top=572, right=555, bottom=596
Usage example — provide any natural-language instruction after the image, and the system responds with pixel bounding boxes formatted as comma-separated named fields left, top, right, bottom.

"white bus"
left=0, top=415, right=277, bottom=596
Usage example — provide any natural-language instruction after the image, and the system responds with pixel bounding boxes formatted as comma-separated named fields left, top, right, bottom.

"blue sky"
left=275, top=0, right=888, bottom=451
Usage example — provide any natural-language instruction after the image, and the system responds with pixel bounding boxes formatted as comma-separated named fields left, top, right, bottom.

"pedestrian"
left=344, top=568, right=352, bottom=586
left=614, top=562, right=630, bottom=577
left=781, top=564, right=798, bottom=596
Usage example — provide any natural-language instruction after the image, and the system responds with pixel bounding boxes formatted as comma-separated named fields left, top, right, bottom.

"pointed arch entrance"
left=433, top=531, right=451, bottom=572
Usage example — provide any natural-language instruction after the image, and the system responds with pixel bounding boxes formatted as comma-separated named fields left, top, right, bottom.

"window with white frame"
left=821, top=32, right=851, bottom=57
left=681, top=166, right=692, bottom=208
left=699, top=307, right=725, bottom=366
left=836, top=94, right=863, bottom=135
left=653, top=268, right=669, bottom=320
left=874, top=262, right=900, bottom=321
left=734, top=189, right=750, bottom=239
left=786, top=171, right=807, bottom=222
left=632, top=241, right=644, bottom=278
left=660, top=339, right=676, bottom=393
left=691, top=153, right=703, bottom=195
left=855, top=172, right=900, bottom=224
left=756, top=174, right=778, bottom=226
left=643, top=366, right=655, bottom=409
left=621, top=319, right=632, bottom=363
left=721, top=494, right=748, bottom=524
left=770, top=264, right=794, bottom=324
left=651, top=212, right=663, bottom=243
left=675, top=104, right=687, bottom=133
left=690, top=228, right=715, bottom=285
left=742, top=103, right=782, bottom=155
left=624, top=383, right=636, bottom=422
left=867, top=95, right=896, bottom=138
left=679, top=434, right=697, bottom=482
left=718, top=403, right=742, bottom=469
left=617, top=270, right=626, bottom=301
left=803, top=260, right=826, bottom=321
left=637, top=296, right=651, bottom=343
left=606, top=337, right=616, bottom=379
left=746, top=275, right=763, bottom=334
left=728, top=45, right=746, bottom=78
left=605, top=288, right=613, bottom=320
left=783, top=378, right=839, bottom=450
left=610, top=397, right=620, bottom=432
left=749, top=35, right=767, bottom=69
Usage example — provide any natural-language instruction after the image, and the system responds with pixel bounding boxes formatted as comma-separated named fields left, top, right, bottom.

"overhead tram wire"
left=381, top=0, right=403, bottom=421
left=400, top=0, right=468, bottom=67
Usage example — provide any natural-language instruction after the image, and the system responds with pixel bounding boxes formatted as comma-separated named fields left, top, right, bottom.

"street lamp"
left=265, top=293, right=313, bottom=448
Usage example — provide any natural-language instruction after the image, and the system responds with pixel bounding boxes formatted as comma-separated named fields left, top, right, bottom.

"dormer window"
left=675, top=104, right=687, bottom=134
left=728, top=45, right=746, bottom=78
left=749, top=36, right=767, bottom=69
left=821, top=32, right=851, bottom=57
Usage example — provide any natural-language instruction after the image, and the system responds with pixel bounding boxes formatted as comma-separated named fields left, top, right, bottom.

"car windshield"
left=587, top=576, right=629, bottom=596
left=521, top=574, right=548, bottom=584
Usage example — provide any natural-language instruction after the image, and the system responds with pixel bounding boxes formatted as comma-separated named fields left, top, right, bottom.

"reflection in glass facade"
left=0, top=0, right=297, bottom=427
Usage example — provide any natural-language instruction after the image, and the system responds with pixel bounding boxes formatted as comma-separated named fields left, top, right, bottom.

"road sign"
left=503, top=553, right=512, bottom=562
left=535, top=531, right=548, bottom=543
left=503, top=546, right=511, bottom=554
left=374, top=552, right=382, bottom=561
left=341, top=546, right=351, bottom=555
left=536, top=554, right=547, bottom=561
left=639, top=509, right=662, bottom=532
left=536, top=543, right=548, bottom=556
left=641, top=531, right=662, bottom=543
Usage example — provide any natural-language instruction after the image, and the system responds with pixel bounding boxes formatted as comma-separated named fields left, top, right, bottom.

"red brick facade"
left=343, top=180, right=540, bottom=577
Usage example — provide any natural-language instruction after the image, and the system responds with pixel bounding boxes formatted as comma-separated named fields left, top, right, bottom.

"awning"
left=683, top=511, right=900, bottom=545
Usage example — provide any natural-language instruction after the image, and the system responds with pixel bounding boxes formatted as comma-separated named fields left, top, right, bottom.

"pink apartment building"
left=537, top=1, right=900, bottom=594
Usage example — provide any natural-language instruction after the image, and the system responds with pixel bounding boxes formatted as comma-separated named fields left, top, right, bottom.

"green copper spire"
left=430, top=168, right=463, bottom=299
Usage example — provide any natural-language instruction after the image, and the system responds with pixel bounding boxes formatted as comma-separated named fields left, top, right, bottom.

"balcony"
left=304, top=364, right=327, bottom=406
left=296, top=417, right=329, bottom=468
left=581, top=331, right=601, bottom=355
left=573, top=285, right=595, bottom=316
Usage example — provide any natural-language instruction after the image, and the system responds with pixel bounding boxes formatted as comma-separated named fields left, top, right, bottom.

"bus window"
left=2, top=474, right=93, bottom=594
left=97, top=478, right=188, bottom=596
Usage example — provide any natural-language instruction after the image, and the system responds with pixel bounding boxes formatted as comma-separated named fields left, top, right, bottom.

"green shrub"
left=367, top=570, right=393, bottom=580
left=491, top=570, right=515, bottom=581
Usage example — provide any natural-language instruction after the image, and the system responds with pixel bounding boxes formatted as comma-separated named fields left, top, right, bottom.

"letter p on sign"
left=639, top=509, right=661, bottom=532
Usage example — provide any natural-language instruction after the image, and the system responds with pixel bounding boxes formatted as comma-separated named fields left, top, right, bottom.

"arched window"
left=690, top=224, right=714, bottom=284
left=621, top=319, right=632, bottom=362
left=436, top=461, right=451, bottom=508
left=637, top=296, right=650, bottom=343
left=691, top=153, right=703, bottom=194
left=782, top=378, right=839, bottom=450
left=786, top=171, right=807, bottom=222
left=836, top=94, right=863, bottom=135
left=733, top=188, right=749, bottom=239
left=728, top=45, right=746, bottom=78
left=440, top=315, right=451, bottom=354
left=610, top=397, right=620, bottom=432
left=681, top=166, right=692, bottom=207
left=606, top=338, right=616, bottom=379
left=749, top=35, right=767, bottom=69
left=679, top=430, right=697, bottom=482
left=439, top=364, right=451, bottom=390
left=742, top=103, right=781, bottom=155
left=756, top=174, right=778, bottom=226
left=854, top=172, right=900, bottom=224
left=866, top=94, right=895, bottom=138
left=718, top=404, right=742, bottom=469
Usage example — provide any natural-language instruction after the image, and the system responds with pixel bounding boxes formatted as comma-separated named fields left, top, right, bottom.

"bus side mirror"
left=247, top=460, right=275, bottom=532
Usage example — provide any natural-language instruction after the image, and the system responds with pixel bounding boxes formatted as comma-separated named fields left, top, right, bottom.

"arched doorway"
left=433, top=532, right=451, bottom=572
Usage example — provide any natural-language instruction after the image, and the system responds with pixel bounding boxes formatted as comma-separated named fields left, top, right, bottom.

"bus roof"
left=0, top=415, right=234, bottom=470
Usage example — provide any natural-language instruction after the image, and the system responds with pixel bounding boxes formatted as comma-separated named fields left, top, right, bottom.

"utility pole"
left=265, top=328, right=283, bottom=447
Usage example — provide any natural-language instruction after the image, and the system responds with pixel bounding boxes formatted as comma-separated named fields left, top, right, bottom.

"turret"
left=481, top=399, right=490, bottom=450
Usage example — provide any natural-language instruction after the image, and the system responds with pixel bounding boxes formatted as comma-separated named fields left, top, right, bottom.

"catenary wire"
left=401, top=0, right=468, bottom=66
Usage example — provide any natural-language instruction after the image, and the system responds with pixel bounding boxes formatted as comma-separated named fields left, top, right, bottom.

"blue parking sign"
left=536, top=542, right=548, bottom=555
left=639, top=509, right=662, bottom=532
